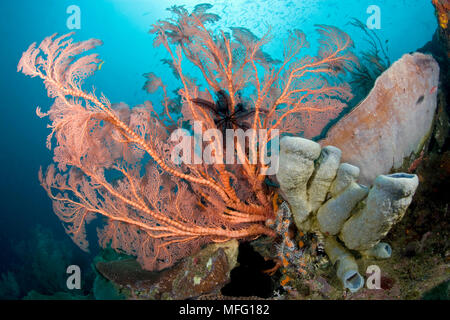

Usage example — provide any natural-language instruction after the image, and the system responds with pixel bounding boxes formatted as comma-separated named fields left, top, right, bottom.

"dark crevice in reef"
left=221, top=242, right=278, bottom=298
left=418, top=26, right=450, bottom=153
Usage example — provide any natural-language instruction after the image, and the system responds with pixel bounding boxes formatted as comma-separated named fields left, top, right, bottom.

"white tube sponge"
left=277, top=136, right=321, bottom=228
left=324, top=237, right=364, bottom=293
left=308, top=146, right=342, bottom=212
left=317, top=182, right=368, bottom=236
left=363, top=242, right=392, bottom=259
left=330, top=163, right=360, bottom=197
left=340, top=173, right=419, bottom=251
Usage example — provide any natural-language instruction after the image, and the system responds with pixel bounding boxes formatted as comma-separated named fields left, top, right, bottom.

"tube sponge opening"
left=342, top=270, right=364, bottom=293
left=364, top=242, right=392, bottom=259
left=324, top=237, right=364, bottom=293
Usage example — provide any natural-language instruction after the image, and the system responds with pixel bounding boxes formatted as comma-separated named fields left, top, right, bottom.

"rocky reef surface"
left=94, top=240, right=239, bottom=300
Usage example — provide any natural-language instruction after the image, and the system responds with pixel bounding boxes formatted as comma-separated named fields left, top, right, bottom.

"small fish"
left=98, top=60, right=105, bottom=70
left=429, top=86, right=438, bottom=94
left=416, top=95, right=424, bottom=105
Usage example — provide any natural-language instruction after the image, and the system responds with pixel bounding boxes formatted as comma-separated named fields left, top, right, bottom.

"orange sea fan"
left=18, top=4, right=357, bottom=271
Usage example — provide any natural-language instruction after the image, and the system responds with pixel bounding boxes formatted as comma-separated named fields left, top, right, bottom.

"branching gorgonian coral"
left=18, top=4, right=356, bottom=271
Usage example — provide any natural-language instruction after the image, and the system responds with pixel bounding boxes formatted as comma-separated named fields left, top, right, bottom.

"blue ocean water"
left=0, top=0, right=438, bottom=299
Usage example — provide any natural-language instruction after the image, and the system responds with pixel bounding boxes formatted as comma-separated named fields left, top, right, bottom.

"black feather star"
left=191, top=90, right=263, bottom=135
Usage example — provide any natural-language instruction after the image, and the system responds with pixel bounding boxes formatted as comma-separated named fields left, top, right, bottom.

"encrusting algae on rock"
left=95, top=240, right=239, bottom=299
